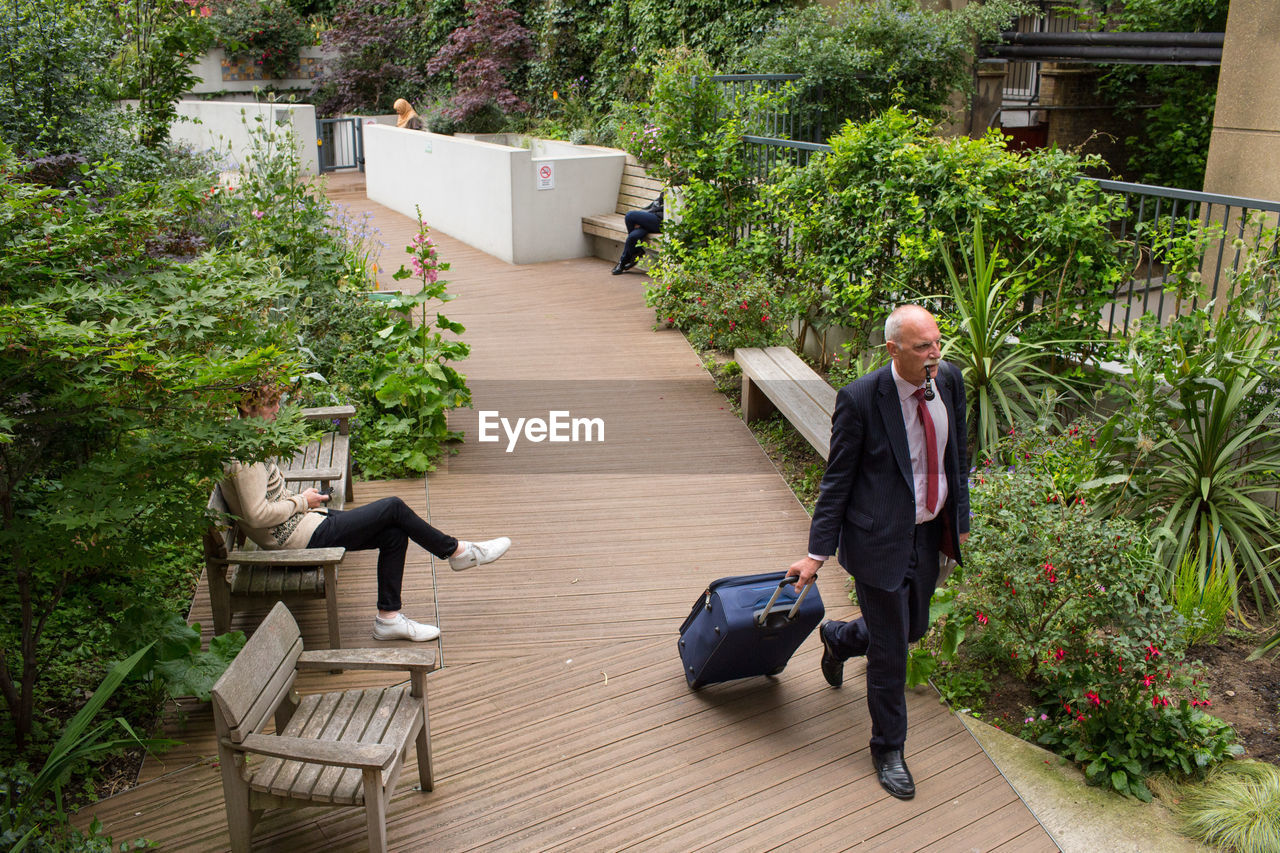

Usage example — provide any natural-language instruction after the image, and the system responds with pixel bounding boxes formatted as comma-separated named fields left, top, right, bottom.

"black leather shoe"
left=611, top=263, right=626, bottom=275
left=872, top=750, right=915, bottom=800
left=819, top=621, right=843, bottom=688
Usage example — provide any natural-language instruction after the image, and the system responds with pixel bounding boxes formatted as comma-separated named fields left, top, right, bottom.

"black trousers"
left=621, top=209, right=661, bottom=264
left=307, top=497, right=458, bottom=613
left=826, top=516, right=942, bottom=755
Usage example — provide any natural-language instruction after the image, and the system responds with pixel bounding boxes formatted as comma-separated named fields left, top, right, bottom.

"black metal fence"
left=1090, top=179, right=1280, bottom=335
left=708, top=73, right=826, bottom=144
left=723, top=134, right=1279, bottom=336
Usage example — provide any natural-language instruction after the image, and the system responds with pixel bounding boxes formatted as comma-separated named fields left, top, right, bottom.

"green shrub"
left=918, top=424, right=1241, bottom=800
left=647, top=235, right=790, bottom=350
left=215, top=0, right=309, bottom=79
left=1088, top=254, right=1280, bottom=612
left=1172, top=554, right=1235, bottom=647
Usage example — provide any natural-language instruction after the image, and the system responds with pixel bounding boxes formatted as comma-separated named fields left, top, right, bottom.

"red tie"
left=914, top=388, right=939, bottom=513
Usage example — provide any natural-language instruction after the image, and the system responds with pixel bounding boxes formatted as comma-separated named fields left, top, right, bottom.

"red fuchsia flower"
left=1076, top=713, right=1086, bottom=722
left=1145, top=644, right=1161, bottom=661
left=1086, top=691, right=1101, bottom=706
left=729, top=321, right=737, bottom=330
left=975, top=612, right=988, bottom=625
left=666, top=316, right=674, bottom=324
left=761, top=314, right=769, bottom=323
left=1043, top=563, right=1058, bottom=583
left=739, top=300, right=749, bottom=310
left=1151, top=695, right=1169, bottom=708
left=1054, top=647, right=1066, bottom=661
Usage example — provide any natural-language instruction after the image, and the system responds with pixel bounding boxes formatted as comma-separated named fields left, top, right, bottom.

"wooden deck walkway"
left=80, top=172, right=1058, bottom=851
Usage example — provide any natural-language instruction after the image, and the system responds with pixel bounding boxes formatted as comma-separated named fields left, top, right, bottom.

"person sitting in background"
left=221, top=383, right=510, bottom=642
left=394, top=98, right=423, bottom=130
left=612, top=193, right=663, bottom=275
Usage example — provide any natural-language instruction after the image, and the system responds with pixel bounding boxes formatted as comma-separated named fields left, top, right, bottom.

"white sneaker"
left=447, top=537, right=512, bottom=572
left=372, top=613, right=440, bottom=642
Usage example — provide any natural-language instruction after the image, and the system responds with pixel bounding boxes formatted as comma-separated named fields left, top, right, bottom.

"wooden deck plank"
left=77, top=172, right=1057, bottom=852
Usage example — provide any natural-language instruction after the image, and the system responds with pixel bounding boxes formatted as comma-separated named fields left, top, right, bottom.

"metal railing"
left=709, top=73, right=826, bottom=144
left=721, top=135, right=1280, bottom=336
left=1090, top=179, right=1280, bottom=335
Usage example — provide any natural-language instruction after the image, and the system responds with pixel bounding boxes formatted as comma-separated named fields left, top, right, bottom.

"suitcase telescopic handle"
left=755, top=576, right=813, bottom=627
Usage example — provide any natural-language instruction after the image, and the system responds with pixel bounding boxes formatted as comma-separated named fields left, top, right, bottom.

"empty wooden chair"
left=210, top=601, right=437, bottom=853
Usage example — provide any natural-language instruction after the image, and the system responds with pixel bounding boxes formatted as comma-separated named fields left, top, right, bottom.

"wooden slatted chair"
left=204, top=483, right=345, bottom=649
left=211, top=601, right=436, bottom=853
left=278, top=405, right=357, bottom=506
left=204, top=405, right=356, bottom=648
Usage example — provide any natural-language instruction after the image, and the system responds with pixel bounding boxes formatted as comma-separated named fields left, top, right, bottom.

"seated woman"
left=612, top=193, right=663, bottom=275
left=221, top=384, right=510, bottom=642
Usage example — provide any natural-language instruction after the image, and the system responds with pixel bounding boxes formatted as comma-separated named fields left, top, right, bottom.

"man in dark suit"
left=788, top=304, right=969, bottom=800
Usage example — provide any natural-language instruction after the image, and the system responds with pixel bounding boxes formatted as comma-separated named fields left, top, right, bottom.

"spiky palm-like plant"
left=939, top=219, right=1085, bottom=459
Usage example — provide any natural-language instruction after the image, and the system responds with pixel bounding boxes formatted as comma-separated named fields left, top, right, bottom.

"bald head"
left=884, top=305, right=941, bottom=385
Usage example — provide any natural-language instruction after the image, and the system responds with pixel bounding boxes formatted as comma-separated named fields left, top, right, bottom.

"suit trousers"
left=307, top=497, right=458, bottom=613
left=826, top=515, right=942, bottom=755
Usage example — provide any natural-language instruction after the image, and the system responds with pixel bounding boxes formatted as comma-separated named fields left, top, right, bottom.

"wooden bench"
left=211, top=601, right=436, bottom=853
left=582, top=155, right=663, bottom=266
left=204, top=405, right=357, bottom=648
left=736, top=346, right=837, bottom=461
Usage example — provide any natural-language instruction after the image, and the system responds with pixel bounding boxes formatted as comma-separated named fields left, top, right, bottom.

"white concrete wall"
left=364, top=126, right=625, bottom=264
left=170, top=101, right=320, bottom=175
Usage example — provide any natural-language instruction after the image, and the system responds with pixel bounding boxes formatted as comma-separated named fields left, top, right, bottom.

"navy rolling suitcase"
left=677, top=571, right=824, bottom=689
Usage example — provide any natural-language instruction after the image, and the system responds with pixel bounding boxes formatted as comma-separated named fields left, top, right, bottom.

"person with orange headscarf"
left=393, top=98, right=423, bottom=130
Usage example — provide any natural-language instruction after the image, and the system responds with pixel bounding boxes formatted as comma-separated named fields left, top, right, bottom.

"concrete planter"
left=364, top=129, right=625, bottom=265
left=169, top=100, right=320, bottom=175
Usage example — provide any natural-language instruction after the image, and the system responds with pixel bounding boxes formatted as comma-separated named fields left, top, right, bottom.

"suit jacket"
left=808, top=360, right=970, bottom=590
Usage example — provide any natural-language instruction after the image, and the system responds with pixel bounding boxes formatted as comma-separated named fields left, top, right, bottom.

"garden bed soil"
left=976, top=626, right=1279, bottom=765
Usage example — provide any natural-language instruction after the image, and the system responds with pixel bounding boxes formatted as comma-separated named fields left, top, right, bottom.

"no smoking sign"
left=536, top=163, right=555, bottom=190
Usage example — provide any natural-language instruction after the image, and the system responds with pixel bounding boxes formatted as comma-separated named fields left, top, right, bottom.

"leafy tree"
left=111, top=0, right=217, bottom=147
left=426, top=0, right=534, bottom=131
left=0, top=156, right=302, bottom=748
left=737, top=0, right=1028, bottom=130
left=0, top=0, right=118, bottom=155
left=312, top=0, right=432, bottom=115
